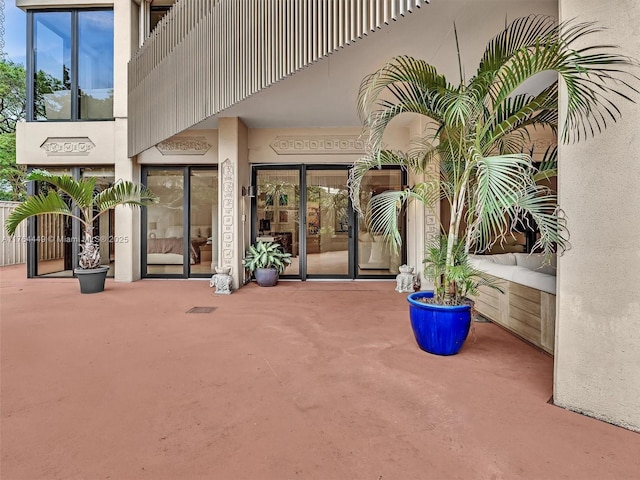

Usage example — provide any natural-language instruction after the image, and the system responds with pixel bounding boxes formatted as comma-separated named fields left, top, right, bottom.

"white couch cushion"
left=511, top=266, right=556, bottom=294
left=487, top=253, right=518, bottom=265
left=514, top=253, right=556, bottom=276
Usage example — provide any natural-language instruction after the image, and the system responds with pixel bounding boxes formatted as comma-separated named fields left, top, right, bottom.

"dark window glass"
left=30, top=9, right=113, bottom=121
left=78, top=10, right=114, bottom=120
left=150, top=6, right=171, bottom=33
left=34, top=12, right=72, bottom=120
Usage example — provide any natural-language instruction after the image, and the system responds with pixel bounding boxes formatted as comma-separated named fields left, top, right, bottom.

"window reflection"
left=190, top=169, right=218, bottom=275
left=78, top=10, right=114, bottom=120
left=256, top=170, right=300, bottom=276
left=31, top=9, right=113, bottom=121
left=357, top=170, right=403, bottom=276
left=145, top=170, right=185, bottom=275
left=34, top=12, right=72, bottom=120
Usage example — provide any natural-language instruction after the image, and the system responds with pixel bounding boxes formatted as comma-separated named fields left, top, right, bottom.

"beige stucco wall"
left=16, top=0, right=141, bottom=282
left=137, top=130, right=219, bottom=164
left=248, top=126, right=410, bottom=165
left=16, top=121, right=116, bottom=166
left=555, top=0, right=640, bottom=431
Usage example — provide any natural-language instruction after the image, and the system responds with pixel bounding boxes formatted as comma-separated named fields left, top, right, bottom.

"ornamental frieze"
left=270, top=135, right=366, bottom=155
left=156, top=136, right=212, bottom=155
left=40, top=137, right=95, bottom=156
left=221, top=159, right=234, bottom=268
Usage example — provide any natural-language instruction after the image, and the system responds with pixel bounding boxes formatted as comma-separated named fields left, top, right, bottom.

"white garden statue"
left=210, top=266, right=233, bottom=294
left=395, top=265, right=418, bottom=293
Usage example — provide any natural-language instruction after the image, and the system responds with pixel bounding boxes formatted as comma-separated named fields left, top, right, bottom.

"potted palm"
left=350, top=15, right=638, bottom=355
left=5, top=169, right=157, bottom=293
left=244, top=240, right=292, bottom=287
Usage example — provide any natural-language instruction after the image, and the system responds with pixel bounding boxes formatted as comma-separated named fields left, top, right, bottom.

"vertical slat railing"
left=128, top=0, right=428, bottom=156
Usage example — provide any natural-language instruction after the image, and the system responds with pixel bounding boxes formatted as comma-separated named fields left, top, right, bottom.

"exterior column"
left=114, top=119, right=142, bottom=282
left=555, top=0, right=640, bottom=431
left=217, top=118, right=250, bottom=291
left=113, top=0, right=140, bottom=282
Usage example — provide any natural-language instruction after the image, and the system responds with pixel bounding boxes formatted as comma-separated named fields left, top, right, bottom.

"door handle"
left=348, top=225, right=353, bottom=239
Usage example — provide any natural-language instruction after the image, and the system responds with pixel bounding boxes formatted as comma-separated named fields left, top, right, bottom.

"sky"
left=3, top=0, right=26, bottom=65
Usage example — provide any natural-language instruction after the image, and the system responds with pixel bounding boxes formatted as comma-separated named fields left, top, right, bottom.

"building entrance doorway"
left=252, top=165, right=405, bottom=280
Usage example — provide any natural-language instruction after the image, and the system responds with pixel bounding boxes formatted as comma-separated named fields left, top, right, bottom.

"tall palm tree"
left=349, top=14, right=638, bottom=304
left=5, top=169, right=157, bottom=269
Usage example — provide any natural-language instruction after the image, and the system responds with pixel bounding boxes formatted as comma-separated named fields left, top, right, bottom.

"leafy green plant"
left=5, top=169, right=157, bottom=269
left=424, top=234, right=503, bottom=305
left=349, top=15, right=638, bottom=305
left=244, top=240, right=292, bottom=275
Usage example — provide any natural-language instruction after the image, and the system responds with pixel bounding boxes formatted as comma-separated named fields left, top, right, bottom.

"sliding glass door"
left=355, top=168, right=404, bottom=277
left=252, top=165, right=405, bottom=280
left=305, top=168, right=351, bottom=277
left=254, top=168, right=300, bottom=276
left=143, top=166, right=217, bottom=278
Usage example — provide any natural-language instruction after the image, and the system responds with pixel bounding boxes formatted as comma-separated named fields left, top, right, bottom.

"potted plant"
left=244, top=240, right=292, bottom=287
left=349, top=15, right=638, bottom=355
left=5, top=169, right=157, bottom=293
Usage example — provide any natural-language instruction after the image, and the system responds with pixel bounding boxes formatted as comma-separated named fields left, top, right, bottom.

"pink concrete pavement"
left=1, top=263, right=638, bottom=479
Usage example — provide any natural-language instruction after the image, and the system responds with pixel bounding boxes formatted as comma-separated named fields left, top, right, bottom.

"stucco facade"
left=14, top=0, right=640, bottom=431
left=555, top=0, right=640, bottom=432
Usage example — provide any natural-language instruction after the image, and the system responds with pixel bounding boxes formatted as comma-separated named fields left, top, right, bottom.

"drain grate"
left=186, top=306, right=217, bottom=314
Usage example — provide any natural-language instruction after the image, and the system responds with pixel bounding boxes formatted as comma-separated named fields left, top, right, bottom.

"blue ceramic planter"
left=407, top=291, right=472, bottom=356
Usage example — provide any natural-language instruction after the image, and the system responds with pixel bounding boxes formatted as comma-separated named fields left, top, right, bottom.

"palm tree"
left=349, top=14, right=638, bottom=304
left=5, top=169, right=157, bottom=269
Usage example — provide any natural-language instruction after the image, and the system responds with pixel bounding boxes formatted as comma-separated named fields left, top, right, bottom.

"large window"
left=28, top=9, right=114, bottom=121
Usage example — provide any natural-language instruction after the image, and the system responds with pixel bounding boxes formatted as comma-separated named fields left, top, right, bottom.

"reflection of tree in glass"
left=34, top=67, right=69, bottom=120
left=320, top=188, right=348, bottom=234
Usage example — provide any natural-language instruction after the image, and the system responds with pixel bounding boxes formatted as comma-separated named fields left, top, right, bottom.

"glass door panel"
left=35, top=168, right=73, bottom=277
left=306, top=169, right=350, bottom=276
left=145, top=169, right=185, bottom=275
left=255, top=170, right=300, bottom=276
left=357, top=169, right=404, bottom=277
left=189, top=168, right=218, bottom=276
left=81, top=167, right=115, bottom=277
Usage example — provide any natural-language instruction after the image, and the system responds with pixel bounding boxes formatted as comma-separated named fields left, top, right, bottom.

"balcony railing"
left=128, top=0, right=428, bottom=156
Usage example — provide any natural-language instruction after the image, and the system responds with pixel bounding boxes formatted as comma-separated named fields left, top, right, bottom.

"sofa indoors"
left=469, top=253, right=556, bottom=354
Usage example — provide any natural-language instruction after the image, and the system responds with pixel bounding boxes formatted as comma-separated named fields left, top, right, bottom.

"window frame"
left=26, top=8, right=115, bottom=123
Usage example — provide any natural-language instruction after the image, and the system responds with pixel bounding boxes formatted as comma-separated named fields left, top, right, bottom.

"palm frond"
left=486, top=18, right=639, bottom=143
left=26, top=169, right=95, bottom=208
left=349, top=150, right=411, bottom=213
left=94, top=181, right=157, bottom=214
left=5, top=191, right=79, bottom=235
left=533, top=145, right=558, bottom=182
left=469, top=153, right=535, bottom=250
left=358, top=55, right=453, bottom=152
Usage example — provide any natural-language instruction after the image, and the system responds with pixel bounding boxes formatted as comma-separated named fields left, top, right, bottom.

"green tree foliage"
left=0, top=59, right=27, bottom=201
left=0, top=59, right=67, bottom=200
left=0, top=59, right=27, bottom=134
left=0, top=133, right=26, bottom=201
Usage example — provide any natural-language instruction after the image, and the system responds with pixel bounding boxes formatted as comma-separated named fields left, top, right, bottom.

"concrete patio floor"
left=1, top=264, right=638, bottom=479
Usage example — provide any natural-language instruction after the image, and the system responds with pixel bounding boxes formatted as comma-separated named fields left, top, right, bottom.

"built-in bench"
left=469, top=253, right=556, bottom=355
